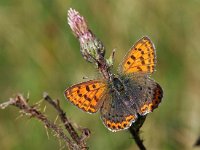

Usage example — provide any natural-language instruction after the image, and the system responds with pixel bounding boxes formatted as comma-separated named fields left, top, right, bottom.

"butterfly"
left=64, top=36, right=163, bottom=132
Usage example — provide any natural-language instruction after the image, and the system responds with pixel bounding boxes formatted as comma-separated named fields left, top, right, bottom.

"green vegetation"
left=0, top=0, right=200, bottom=149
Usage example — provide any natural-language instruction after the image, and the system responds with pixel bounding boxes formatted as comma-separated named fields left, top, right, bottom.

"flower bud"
left=68, top=8, right=105, bottom=63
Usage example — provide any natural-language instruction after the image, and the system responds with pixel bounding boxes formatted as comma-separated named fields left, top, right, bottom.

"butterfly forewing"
left=119, top=36, right=156, bottom=74
left=65, top=80, right=107, bottom=113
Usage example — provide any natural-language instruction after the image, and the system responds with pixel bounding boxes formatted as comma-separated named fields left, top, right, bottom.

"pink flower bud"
left=67, top=8, right=105, bottom=63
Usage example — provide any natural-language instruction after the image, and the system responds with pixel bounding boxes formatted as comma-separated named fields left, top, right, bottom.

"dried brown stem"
left=43, top=92, right=90, bottom=149
left=0, top=94, right=90, bottom=150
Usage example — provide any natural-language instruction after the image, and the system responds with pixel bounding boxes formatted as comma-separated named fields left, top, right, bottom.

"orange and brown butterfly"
left=64, top=36, right=163, bottom=132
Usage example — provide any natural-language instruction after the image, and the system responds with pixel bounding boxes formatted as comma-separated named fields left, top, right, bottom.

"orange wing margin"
left=64, top=80, right=107, bottom=113
left=119, top=36, right=156, bottom=74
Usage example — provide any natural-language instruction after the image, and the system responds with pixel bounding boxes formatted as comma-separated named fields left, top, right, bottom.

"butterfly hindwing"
left=119, top=36, right=156, bottom=74
left=65, top=80, right=107, bottom=113
left=122, top=74, right=163, bottom=116
left=100, top=89, right=137, bottom=132
left=138, top=81, right=163, bottom=115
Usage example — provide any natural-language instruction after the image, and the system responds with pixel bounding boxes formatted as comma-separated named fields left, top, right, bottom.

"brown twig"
left=0, top=94, right=90, bottom=150
left=43, top=92, right=90, bottom=149
left=129, top=116, right=146, bottom=150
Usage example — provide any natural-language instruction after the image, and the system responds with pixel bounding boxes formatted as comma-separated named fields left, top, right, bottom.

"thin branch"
left=43, top=92, right=90, bottom=149
left=129, top=116, right=146, bottom=150
left=0, top=94, right=89, bottom=150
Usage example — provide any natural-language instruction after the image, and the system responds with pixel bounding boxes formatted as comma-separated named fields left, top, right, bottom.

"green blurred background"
left=0, top=0, right=200, bottom=150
